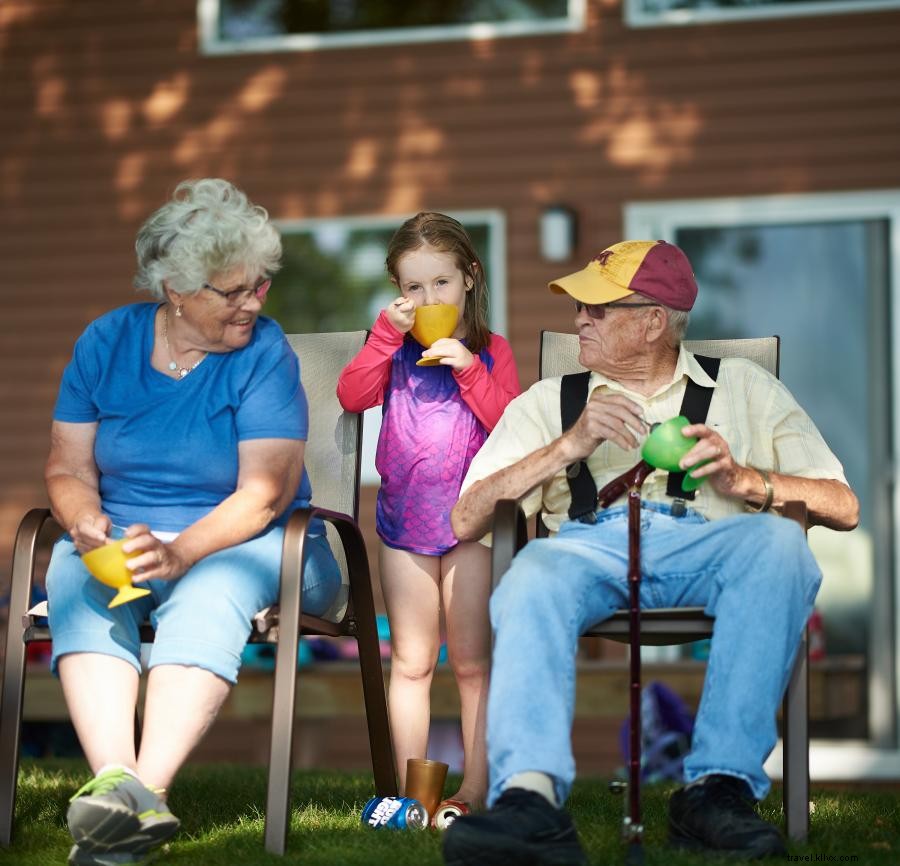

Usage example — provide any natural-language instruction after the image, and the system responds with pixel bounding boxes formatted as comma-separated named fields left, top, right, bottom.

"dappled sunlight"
left=100, top=98, right=132, bottom=140
left=570, top=61, right=702, bottom=182
left=589, top=104, right=700, bottom=180
left=1, top=155, right=25, bottom=200
left=521, top=51, right=544, bottom=88
left=171, top=67, right=286, bottom=167
left=445, top=76, right=483, bottom=100
left=344, top=138, right=379, bottom=181
left=237, top=66, right=286, bottom=111
left=570, top=70, right=602, bottom=109
left=315, top=189, right=342, bottom=215
left=174, top=115, right=241, bottom=164
left=470, top=33, right=497, bottom=61
left=143, top=72, right=189, bottom=126
left=33, top=56, right=65, bottom=119
left=385, top=121, right=446, bottom=213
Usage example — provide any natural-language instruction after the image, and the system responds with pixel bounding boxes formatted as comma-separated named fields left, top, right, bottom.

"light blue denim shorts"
left=45, top=524, right=341, bottom=684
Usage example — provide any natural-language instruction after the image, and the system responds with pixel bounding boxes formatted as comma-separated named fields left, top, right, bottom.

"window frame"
left=625, top=0, right=900, bottom=29
left=199, top=0, right=586, bottom=56
left=625, top=188, right=900, bottom=754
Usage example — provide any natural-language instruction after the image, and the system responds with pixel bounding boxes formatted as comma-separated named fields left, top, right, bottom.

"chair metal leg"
left=782, top=629, right=809, bottom=842
left=264, top=513, right=307, bottom=856
left=334, top=521, right=396, bottom=797
left=0, top=508, right=50, bottom=846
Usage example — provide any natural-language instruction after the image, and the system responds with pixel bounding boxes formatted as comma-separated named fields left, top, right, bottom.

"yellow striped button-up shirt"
left=460, top=346, right=848, bottom=533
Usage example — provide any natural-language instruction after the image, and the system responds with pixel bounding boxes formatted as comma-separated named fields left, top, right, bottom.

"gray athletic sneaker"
left=67, top=768, right=180, bottom=855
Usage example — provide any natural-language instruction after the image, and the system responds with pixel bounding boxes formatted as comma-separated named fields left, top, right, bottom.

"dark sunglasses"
left=574, top=300, right=658, bottom=319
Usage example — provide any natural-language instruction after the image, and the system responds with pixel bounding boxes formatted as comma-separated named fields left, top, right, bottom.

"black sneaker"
left=442, top=788, right=588, bottom=866
left=669, top=774, right=787, bottom=859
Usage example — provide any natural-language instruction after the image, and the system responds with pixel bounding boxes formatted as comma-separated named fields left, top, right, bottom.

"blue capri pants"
left=46, top=525, right=342, bottom=685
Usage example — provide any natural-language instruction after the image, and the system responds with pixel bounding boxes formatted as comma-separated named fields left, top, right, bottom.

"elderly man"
left=442, top=240, right=858, bottom=866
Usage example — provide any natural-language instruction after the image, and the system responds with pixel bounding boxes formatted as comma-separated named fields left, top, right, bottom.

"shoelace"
left=69, top=768, right=132, bottom=802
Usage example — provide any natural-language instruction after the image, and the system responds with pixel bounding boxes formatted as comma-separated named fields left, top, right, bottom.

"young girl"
left=337, top=212, right=520, bottom=813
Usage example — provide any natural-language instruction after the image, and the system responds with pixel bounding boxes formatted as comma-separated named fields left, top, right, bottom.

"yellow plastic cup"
left=410, top=304, right=459, bottom=366
left=81, top=539, right=152, bottom=608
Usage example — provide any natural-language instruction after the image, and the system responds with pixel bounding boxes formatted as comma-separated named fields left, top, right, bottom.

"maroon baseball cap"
left=549, top=240, right=698, bottom=311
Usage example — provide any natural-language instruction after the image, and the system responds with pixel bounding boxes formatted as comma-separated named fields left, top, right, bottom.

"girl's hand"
left=422, top=338, right=474, bottom=371
left=122, top=524, right=191, bottom=583
left=70, top=512, right=112, bottom=554
left=386, top=297, right=416, bottom=334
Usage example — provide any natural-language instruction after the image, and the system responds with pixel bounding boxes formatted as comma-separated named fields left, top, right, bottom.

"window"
left=200, top=0, right=585, bottom=55
left=268, top=210, right=506, bottom=483
left=627, top=190, right=900, bottom=746
left=626, top=0, right=900, bottom=28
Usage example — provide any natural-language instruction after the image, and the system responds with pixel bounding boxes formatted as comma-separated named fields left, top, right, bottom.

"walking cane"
left=596, top=460, right=654, bottom=866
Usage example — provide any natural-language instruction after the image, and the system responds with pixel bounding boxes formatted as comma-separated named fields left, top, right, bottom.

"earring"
left=175, top=304, right=183, bottom=318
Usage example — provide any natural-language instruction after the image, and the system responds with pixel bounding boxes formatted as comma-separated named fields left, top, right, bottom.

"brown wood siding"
left=2, top=0, right=900, bottom=594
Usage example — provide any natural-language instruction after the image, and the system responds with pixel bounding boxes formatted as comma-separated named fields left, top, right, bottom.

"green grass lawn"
left=1, top=759, right=898, bottom=865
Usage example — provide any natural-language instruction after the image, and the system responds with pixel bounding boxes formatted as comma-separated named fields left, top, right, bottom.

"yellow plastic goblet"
left=81, top=539, right=152, bottom=609
left=641, top=415, right=709, bottom=493
left=410, top=303, right=459, bottom=367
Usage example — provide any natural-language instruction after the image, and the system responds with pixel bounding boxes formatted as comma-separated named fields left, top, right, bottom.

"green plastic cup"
left=641, top=415, right=708, bottom=492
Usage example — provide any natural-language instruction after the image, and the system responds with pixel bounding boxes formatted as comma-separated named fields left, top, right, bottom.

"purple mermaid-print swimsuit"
left=375, top=338, right=493, bottom=556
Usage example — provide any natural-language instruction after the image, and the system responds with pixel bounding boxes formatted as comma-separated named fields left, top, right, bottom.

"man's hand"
left=679, top=422, right=752, bottom=499
left=561, top=390, right=647, bottom=463
left=385, top=297, right=416, bottom=334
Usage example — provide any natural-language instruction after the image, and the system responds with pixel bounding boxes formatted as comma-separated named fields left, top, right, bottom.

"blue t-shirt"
left=54, top=303, right=313, bottom=532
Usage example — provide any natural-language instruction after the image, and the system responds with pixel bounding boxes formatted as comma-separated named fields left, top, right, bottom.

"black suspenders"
left=561, top=354, right=721, bottom=523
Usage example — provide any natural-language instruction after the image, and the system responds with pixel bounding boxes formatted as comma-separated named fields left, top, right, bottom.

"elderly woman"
left=44, top=178, right=341, bottom=866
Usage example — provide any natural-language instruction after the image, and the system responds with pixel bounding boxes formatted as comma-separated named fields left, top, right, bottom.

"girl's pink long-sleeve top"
left=337, top=311, right=520, bottom=554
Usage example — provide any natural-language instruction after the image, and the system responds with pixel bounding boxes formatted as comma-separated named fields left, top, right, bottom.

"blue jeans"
left=486, top=502, right=821, bottom=805
left=46, top=525, right=341, bottom=684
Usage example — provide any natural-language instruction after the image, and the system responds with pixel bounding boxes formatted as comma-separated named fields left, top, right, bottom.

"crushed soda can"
left=361, top=796, right=429, bottom=830
left=431, top=799, right=469, bottom=830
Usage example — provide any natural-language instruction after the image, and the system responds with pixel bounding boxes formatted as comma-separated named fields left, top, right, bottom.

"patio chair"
left=0, top=330, right=397, bottom=856
left=490, top=331, right=810, bottom=842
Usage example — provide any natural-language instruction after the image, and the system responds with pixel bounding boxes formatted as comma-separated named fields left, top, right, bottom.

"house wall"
left=2, top=0, right=900, bottom=600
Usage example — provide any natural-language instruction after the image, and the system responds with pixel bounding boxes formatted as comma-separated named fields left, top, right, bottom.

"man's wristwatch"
left=746, top=467, right=774, bottom=513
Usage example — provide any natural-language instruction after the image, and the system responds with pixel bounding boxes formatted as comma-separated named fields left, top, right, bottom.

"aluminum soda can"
left=361, top=796, right=429, bottom=830
left=432, top=800, right=468, bottom=830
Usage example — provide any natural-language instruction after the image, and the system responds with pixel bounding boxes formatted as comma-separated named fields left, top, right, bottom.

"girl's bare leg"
left=380, top=543, right=441, bottom=792
left=441, top=540, right=492, bottom=808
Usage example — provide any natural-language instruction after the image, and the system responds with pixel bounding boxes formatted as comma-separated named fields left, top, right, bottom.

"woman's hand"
left=123, top=524, right=191, bottom=583
left=424, top=337, right=474, bottom=371
left=69, top=512, right=113, bottom=554
left=386, top=296, right=416, bottom=334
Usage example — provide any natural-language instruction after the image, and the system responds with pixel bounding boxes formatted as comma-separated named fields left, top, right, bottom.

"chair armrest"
left=781, top=500, right=808, bottom=533
left=491, top=499, right=528, bottom=592
left=279, top=505, right=372, bottom=629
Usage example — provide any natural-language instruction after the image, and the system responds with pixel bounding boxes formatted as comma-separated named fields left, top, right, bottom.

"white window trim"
left=273, top=209, right=506, bottom=486
left=626, top=188, right=900, bottom=758
left=625, top=0, right=900, bottom=29
left=199, top=0, right=586, bottom=56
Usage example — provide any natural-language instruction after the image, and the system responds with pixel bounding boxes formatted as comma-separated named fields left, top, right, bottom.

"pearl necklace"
left=163, top=308, right=207, bottom=379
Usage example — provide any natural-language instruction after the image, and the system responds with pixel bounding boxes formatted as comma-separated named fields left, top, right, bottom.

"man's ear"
left=645, top=306, right=668, bottom=344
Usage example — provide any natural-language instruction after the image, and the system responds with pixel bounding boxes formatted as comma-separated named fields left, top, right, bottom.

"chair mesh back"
left=286, top=331, right=367, bottom=621
left=540, top=331, right=779, bottom=379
